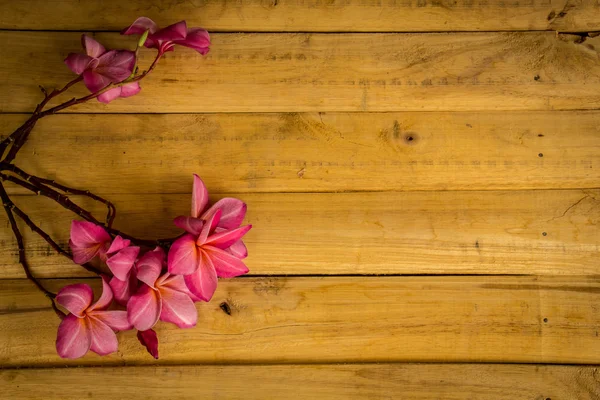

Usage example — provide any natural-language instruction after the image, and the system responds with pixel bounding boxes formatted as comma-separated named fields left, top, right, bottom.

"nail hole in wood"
left=220, top=302, right=232, bottom=315
left=542, top=232, right=547, bottom=236
left=538, top=153, right=543, bottom=157
left=543, top=318, right=548, bottom=323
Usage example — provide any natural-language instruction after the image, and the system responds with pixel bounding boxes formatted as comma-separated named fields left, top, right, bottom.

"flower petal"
left=159, top=286, right=197, bottom=328
left=184, top=251, right=217, bottom=302
left=64, top=53, right=94, bottom=75
left=204, top=246, right=249, bottom=278
left=107, top=246, right=140, bottom=281
left=87, top=316, right=119, bottom=356
left=228, top=240, right=248, bottom=259
left=121, top=17, right=158, bottom=35
left=197, top=208, right=221, bottom=245
left=109, top=273, right=138, bottom=306
left=91, top=310, right=132, bottom=331
left=96, top=50, right=136, bottom=82
left=127, top=285, right=162, bottom=331
left=167, top=234, right=200, bottom=275
left=56, top=283, right=93, bottom=317
left=136, top=247, right=165, bottom=287
left=69, top=240, right=102, bottom=265
left=70, top=221, right=111, bottom=247
left=204, top=225, right=252, bottom=250
left=56, top=314, right=91, bottom=359
left=88, top=276, right=113, bottom=312
left=151, top=21, right=187, bottom=42
left=106, top=236, right=131, bottom=255
left=119, top=82, right=141, bottom=98
left=175, top=28, right=210, bottom=55
left=191, top=174, right=209, bottom=218
left=83, top=69, right=112, bottom=93
left=137, top=329, right=159, bottom=359
left=97, top=87, right=122, bottom=104
left=202, top=198, right=247, bottom=230
left=81, top=34, right=106, bottom=58
left=173, top=216, right=204, bottom=235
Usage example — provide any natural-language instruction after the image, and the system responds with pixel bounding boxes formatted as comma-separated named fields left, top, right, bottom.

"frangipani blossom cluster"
left=57, top=175, right=251, bottom=359
left=64, top=17, right=210, bottom=103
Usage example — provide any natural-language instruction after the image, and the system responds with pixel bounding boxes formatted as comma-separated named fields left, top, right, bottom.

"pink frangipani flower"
left=127, top=247, right=198, bottom=331
left=55, top=277, right=132, bottom=359
left=122, top=17, right=210, bottom=56
left=64, top=34, right=140, bottom=103
left=69, top=220, right=112, bottom=264
left=167, top=175, right=251, bottom=301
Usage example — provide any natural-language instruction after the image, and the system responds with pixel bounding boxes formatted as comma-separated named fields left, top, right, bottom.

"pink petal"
left=174, top=216, right=204, bottom=235
left=191, top=174, right=209, bottom=218
left=56, top=283, right=93, bottom=317
left=167, top=234, right=200, bottom=275
left=69, top=240, right=101, bottom=265
left=151, top=21, right=187, bottom=42
left=204, top=225, right=252, bottom=250
left=175, top=28, right=210, bottom=55
left=127, top=285, right=162, bottom=331
left=87, top=316, right=119, bottom=356
left=136, top=247, right=165, bottom=287
left=106, top=235, right=131, bottom=254
left=56, top=314, right=91, bottom=359
left=64, top=53, right=94, bottom=75
left=121, top=17, right=159, bottom=35
left=109, top=273, right=137, bottom=306
left=159, top=274, right=203, bottom=303
left=119, top=82, right=141, bottom=98
left=228, top=240, right=248, bottom=259
left=197, top=209, right=222, bottom=245
left=137, top=329, right=159, bottom=359
left=204, top=246, right=249, bottom=278
left=184, top=251, right=218, bottom=302
left=83, top=69, right=112, bottom=93
left=107, top=246, right=140, bottom=281
left=70, top=221, right=111, bottom=247
left=96, top=50, right=136, bottom=81
left=81, top=34, right=106, bottom=58
left=90, top=310, right=132, bottom=331
left=202, top=198, right=247, bottom=230
left=97, top=87, right=122, bottom=104
left=159, top=286, right=197, bottom=328
left=88, top=276, right=113, bottom=312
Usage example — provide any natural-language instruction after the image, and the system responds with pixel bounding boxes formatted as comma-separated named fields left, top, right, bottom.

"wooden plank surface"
left=1, top=190, right=598, bottom=278
left=1, top=0, right=599, bottom=32
left=2, top=32, right=600, bottom=113
left=2, top=364, right=599, bottom=399
left=3, top=111, right=598, bottom=194
left=1, top=276, right=599, bottom=366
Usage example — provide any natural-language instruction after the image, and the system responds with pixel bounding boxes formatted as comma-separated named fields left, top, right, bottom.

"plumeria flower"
left=55, top=277, right=132, bottom=359
left=127, top=247, right=198, bottom=331
left=122, top=17, right=210, bottom=56
left=64, top=34, right=140, bottom=103
left=69, top=221, right=140, bottom=304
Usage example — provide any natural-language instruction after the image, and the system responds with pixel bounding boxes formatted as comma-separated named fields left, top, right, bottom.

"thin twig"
left=0, top=182, right=64, bottom=318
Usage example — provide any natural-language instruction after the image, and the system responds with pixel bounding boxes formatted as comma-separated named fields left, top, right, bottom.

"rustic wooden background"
left=1, top=0, right=600, bottom=398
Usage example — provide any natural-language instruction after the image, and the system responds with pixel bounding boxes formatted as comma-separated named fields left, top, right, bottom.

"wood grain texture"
left=2, top=364, right=599, bottom=399
left=2, top=32, right=600, bottom=113
left=0, top=190, right=598, bottom=278
left=4, top=111, right=599, bottom=194
left=1, top=276, right=599, bottom=366
left=1, top=0, right=599, bottom=32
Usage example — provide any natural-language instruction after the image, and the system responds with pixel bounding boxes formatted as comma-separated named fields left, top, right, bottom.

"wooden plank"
left=0, top=0, right=591, bottom=33
left=0, top=190, right=597, bottom=278
left=2, top=32, right=600, bottom=113
left=1, top=0, right=599, bottom=32
left=1, top=364, right=599, bottom=399
left=4, top=112, right=599, bottom=194
left=1, top=276, right=599, bottom=366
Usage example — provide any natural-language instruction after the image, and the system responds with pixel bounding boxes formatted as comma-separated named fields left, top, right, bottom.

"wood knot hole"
left=220, top=302, right=232, bottom=315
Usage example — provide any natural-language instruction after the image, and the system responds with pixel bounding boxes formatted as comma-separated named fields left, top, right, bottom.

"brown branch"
left=0, top=182, right=64, bottom=319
